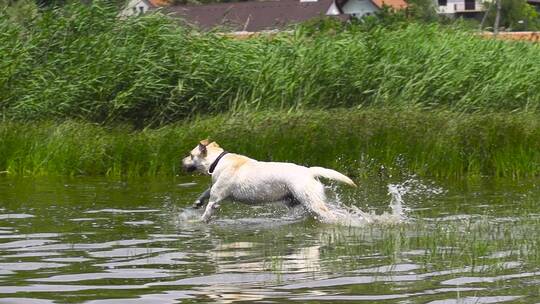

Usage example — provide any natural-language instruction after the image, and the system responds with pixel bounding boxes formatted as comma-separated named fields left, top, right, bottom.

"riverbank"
left=1, top=109, right=538, bottom=178
left=479, top=31, right=540, bottom=42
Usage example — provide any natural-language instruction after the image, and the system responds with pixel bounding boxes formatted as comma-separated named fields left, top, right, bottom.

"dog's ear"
left=198, top=139, right=209, bottom=155
left=198, top=143, right=207, bottom=155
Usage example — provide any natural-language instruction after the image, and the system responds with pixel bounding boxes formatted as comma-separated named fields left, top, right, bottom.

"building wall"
left=119, top=0, right=151, bottom=18
left=341, top=0, right=379, bottom=18
left=436, top=0, right=485, bottom=14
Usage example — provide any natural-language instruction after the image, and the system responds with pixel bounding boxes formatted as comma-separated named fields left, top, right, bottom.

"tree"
left=482, top=0, right=540, bottom=31
left=405, top=0, right=439, bottom=22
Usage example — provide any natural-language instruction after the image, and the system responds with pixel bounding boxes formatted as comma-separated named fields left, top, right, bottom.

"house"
left=159, top=0, right=407, bottom=32
left=119, top=0, right=169, bottom=18
left=336, top=0, right=407, bottom=18
left=329, top=0, right=407, bottom=18
left=435, top=0, right=485, bottom=18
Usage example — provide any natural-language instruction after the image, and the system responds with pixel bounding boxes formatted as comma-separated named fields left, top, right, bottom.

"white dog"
left=182, top=140, right=357, bottom=223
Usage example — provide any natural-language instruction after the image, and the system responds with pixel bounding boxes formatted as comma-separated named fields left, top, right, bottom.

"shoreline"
left=1, top=108, right=538, bottom=178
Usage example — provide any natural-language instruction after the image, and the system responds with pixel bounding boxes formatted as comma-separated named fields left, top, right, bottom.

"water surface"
left=0, top=176, right=539, bottom=303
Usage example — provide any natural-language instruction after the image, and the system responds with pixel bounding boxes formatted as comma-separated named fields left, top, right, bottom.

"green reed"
left=284, top=217, right=540, bottom=275
left=0, top=109, right=538, bottom=178
left=1, top=3, right=540, bottom=125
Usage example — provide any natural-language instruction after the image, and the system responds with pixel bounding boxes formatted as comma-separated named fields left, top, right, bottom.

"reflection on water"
left=0, top=176, right=539, bottom=303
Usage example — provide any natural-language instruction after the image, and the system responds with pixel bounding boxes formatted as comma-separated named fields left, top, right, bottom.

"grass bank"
left=1, top=109, right=538, bottom=178
left=1, top=3, right=540, bottom=125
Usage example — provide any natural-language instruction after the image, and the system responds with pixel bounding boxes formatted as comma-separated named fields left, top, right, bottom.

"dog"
left=182, top=140, right=357, bottom=223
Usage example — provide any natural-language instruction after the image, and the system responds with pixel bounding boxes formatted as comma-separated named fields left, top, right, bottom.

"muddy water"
left=0, top=176, right=539, bottom=303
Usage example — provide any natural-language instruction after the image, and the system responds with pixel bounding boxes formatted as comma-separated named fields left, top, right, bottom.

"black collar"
left=208, top=151, right=228, bottom=174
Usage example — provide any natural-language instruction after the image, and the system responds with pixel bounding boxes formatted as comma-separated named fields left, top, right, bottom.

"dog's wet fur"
left=182, top=140, right=356, bottom=223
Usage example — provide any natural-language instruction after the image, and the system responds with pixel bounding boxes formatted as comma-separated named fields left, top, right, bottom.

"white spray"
left=321, top=182, right=410, bottom=227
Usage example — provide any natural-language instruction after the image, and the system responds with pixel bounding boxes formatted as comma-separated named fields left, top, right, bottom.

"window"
left=438, top=0, right=447, bottom=6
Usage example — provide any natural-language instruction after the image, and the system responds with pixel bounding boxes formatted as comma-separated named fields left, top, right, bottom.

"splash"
left=322, top=183, right=411, bottom=227
left=177, top=208, right=203, bottom=224
left=387, top=184, right=407, bottom=220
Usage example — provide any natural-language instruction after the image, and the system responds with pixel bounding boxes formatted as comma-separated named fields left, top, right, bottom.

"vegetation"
left=404, top=0, right=438, bottom=23
left=0, top=3, right=539, bottom=178
left=0, top=0, right=37, bottom=23
left=481, top=0, right=540, bottom=31
left=1, top=3, right=540, bottom=126
left=0, top=109, right=538, bottom=178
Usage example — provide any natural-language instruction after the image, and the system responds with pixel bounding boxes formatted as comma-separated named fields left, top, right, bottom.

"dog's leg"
left=193, top=187, right=211, bottom=209
left=201, top=185, right=228, bottom=223
left=291, top=181, right=338, bottom=223
left=201, top=200, right=219, bottom=223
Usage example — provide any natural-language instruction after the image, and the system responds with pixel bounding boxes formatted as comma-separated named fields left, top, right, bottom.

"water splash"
left=322, top=184, right=406, bottom=227
left=387, top=183, right=407, bottom=220
left=176, top=208, right=202, bottom=224
left=320, top=178, right=430, bottom=227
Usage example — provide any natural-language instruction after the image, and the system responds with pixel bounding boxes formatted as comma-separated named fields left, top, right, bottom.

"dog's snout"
left=181, top=156, right=197, bottom=173
left=183, top=164, right=197, bottom=172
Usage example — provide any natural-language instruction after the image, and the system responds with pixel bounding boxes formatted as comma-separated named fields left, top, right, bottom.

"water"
left=0, top=176, right=539, bottom=303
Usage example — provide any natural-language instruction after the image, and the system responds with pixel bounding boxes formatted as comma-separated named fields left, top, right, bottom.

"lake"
left=0, top=175, right=539, bottom=303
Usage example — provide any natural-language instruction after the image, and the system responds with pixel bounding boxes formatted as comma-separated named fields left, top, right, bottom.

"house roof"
left=160, top=0, right=344, bottom=32
left=148, top=0, right=171, bottom=7
left=371, top=0, right=407, bottom=9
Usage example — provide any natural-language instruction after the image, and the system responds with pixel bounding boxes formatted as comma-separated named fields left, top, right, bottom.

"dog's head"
left=182, top=139, right=222, bottom=174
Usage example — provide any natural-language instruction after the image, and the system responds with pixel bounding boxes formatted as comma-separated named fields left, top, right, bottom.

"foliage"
left=0, top=0, right=38, bottom=23
left=482, top=0, right=540, bottom=31
left=0, top=109, right=538, bottom=178
left=404, top=0, right=438, bottom=22
left=1, top=4, right=540, bottom=126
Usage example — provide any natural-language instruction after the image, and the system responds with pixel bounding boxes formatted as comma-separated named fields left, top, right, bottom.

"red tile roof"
left=149, top=0, right=171, bottom=6
left=371, top=0, right=407, bottom=9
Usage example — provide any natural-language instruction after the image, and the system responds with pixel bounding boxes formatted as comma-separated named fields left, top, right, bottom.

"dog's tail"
left=309, top=167, right=357, bottom=187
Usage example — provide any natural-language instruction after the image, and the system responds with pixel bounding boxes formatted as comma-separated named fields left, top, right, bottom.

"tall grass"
left=0, top=109, right=538, bottom=178
left=1, top=3, right=540, bottom=125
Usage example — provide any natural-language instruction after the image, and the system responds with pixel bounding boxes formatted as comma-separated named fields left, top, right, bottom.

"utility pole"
left=493, top=0, right=502, bottom=36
